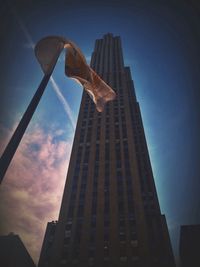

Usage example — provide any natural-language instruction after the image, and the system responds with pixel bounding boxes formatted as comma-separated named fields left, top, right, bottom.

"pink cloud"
left=0, top=123, right=73, bottom=264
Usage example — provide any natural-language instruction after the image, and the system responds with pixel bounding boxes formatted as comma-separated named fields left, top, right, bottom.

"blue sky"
left=0, top=0, right=200, bottom=265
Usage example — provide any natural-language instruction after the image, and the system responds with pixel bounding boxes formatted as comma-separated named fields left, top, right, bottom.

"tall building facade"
left=46, top=33, right=175, bottom=267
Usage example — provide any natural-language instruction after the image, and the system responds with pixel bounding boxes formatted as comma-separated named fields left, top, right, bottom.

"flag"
left=35, top=36, right=116, bottom=112
left=65, top=41, right=116, bottom=112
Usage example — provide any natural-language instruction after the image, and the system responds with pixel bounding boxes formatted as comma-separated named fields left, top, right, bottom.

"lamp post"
left=0, top=36, right=65, bottom=184
left=0, top=72, right=53, bottom=184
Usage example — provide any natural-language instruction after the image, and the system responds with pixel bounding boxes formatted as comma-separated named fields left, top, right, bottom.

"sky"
left=0, top=0, right=200, bottom=265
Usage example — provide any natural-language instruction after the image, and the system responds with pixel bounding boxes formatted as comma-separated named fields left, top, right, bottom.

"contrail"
left=10, top=4, right=76, bottom=131
left=10, top=5, right=35, bottom=50
left=50, top=77, right=76, bottom=130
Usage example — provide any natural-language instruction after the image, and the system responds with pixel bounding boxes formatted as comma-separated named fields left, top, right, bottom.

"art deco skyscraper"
left=44, top=33, right=175, bottom=267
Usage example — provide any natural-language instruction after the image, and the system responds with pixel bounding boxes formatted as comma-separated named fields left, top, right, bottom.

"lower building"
left=179, top=224, right=200, bottom=267
left=0, top=233, right=36, bottom=267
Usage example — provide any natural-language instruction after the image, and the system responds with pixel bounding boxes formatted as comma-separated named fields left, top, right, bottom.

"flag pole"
left=0, top=72, right=52, bottom=184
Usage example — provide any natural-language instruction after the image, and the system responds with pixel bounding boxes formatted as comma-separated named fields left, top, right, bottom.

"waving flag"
left=35, top=36, right=116, bottom=112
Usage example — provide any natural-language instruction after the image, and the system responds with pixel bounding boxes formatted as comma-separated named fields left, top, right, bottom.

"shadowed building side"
left=38, top=221, right=57, bottom=267
left=179, top=224, right=200, bottom=267
left=41, top=33, right=175, bottom=267
left=0, top=233, right=36, bottom=267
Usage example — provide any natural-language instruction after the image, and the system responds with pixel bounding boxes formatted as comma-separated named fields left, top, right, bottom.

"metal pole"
left=0, top=72, right=52, bottom=184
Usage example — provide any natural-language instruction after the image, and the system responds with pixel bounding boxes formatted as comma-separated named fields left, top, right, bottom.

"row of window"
left=89, top=143, right=100, bottom=241
left=127, top=91, right=155, bottom=198
left=92, top=38, right=123, bottom=81
left=61, top=256, right=140, bottom=266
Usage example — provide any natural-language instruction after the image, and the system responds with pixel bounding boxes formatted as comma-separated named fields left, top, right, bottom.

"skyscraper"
left=44, top=33, right=175, bottom=267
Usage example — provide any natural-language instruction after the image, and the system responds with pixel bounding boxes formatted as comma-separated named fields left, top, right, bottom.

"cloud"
left=85, top=55, right=91, bottom=64
left=0, top=123, right=72, bottom=264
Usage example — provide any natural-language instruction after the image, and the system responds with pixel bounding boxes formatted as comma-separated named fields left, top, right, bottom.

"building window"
left=89, top=111, right=94, bottom=118
left=68, top=205, right=74, bottom=217
left=72, top=247, right=80, bottom=260
left=96, top=126, right=101, bottom=140
left=90, top=228, right=96, bottom=242
left=82, top=120, right=86, bottom=127
left=119, top=218, right=125, bottom=227
left=131, top=256, right=139, bottom=262
left=119, top=256, right=127, bottom=262
left=104, top=228, right=109, bottom=241
left=105, top=145, right=109, bottom=160
left=104, top=201, right=109, bottom=213
left=115, top=125, right=120, bottom=139
left=105, top=129, right=109, bottom=139
left=104, top=217, right=110, bottom=227
left=131, top=240, right=138, bottom=247
left=77, top=205, right=84, bottom=216
left=106, top=104, right=110, bottom=115
left=60, top=259, right=67, bottom=265
left=65, top=230, right=71, bottom=238
left=122, top=124, right=127, bottom=138
left=88, top=257, right=94, bottom=266
left=119, top=230, right=126, bottom=241
left=92, top=202, right=97, bottom=215
left=88, top=245, right=95, bottom=257
left=104, top=244, right=109, bottom=256
left=97, top=117, right=101, bottom=124
left=104, top=177, right=109, bottom=187
left=74, top=164, right=80, bottom=175
left=86, top=127, right=92, bottom=143
left=91, top=215, right=96, bottom=227
left=117, top=186, right=123, bottom=195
